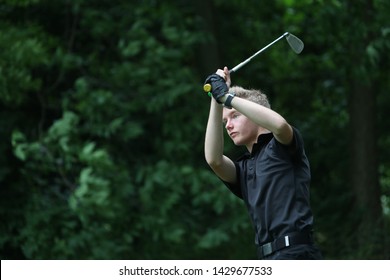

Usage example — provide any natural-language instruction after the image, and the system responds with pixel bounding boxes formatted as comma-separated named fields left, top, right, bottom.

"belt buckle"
left=284, top=235, right=290, bottom=247
left=262, top=242, right=273, bottom=257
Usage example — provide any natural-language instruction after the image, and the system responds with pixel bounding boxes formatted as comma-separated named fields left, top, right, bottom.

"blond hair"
left=229, top=86, right=271, bottom=109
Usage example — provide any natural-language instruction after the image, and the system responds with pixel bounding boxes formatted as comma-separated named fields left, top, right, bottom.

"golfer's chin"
left=231, top=137, right=244, bottom=146
left=232, top=135, right=252, bottom=147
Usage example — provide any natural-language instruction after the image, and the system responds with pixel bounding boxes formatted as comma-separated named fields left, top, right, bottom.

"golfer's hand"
left=204, top=72, right=229, bottom=104
left=216, top=67, right=231, bottom=88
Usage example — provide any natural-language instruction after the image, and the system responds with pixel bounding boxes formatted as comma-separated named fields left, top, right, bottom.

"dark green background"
left=1, top=0, right=389, bottom=259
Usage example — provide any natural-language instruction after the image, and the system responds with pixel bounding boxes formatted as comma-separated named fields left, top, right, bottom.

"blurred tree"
left=0, top=0, right=389, bottom=260
left=1, top=0, right=254, bottom=259
left=306, top=0, right=389, bottom=259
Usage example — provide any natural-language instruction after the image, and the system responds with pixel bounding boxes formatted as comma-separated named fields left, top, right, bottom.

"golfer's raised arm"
left=204, top=98, right=224, bottom=166
left=228, top=96, right=293, bottom=145
left=204, top=98, right=237, bottom=183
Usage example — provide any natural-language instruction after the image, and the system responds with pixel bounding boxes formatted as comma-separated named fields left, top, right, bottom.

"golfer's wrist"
left=218, top=94, right=228, bottom=103
left=217, top=93, right=235, bottom=109
left=223, top=93, right=235, bottom=109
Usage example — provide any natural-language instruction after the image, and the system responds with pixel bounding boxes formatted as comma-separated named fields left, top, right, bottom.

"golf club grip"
left=203, top=69, right=233, bottom=93
left=203, top=83, right=212, bottom=93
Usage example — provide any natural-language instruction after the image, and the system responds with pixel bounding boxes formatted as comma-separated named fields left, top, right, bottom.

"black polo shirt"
left=223, top=127, right=314, bottom=245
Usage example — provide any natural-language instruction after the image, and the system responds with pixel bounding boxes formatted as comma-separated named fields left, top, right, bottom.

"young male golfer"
left=204, top=67, right=323, bottom=259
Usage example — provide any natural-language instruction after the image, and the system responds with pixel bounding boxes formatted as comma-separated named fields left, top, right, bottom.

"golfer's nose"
left=225, top=119, right=233, bottom=130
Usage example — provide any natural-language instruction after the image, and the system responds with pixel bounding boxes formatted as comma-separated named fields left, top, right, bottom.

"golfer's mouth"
left=230, top=132, right=238, bottom=138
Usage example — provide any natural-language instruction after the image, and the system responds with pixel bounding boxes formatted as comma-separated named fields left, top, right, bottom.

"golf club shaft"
left=230, top=32, right=288, bottom=73
left=203, top=32, right=303, bottom=93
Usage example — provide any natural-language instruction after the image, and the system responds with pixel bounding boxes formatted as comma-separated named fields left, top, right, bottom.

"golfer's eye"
left=232, top=113, right=240, bottom=119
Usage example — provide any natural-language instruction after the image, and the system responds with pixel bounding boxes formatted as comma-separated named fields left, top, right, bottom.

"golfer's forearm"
left=228, top=96, right=292, bottom=144
left=204, top=100, right=224, bottom=166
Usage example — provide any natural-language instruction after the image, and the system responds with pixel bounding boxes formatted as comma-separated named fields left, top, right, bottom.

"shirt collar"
left=237, top=133, right=273, bottom=161
left=251, top=133, right=273, bottom=155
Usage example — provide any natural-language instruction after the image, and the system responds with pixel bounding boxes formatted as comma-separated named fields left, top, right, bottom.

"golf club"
left=230, top=32, right=304, bottom=73
left=203, top=32, right=304, bottom=93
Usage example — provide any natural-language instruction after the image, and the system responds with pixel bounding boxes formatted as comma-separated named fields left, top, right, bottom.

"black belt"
left=257, top=230, right=314, bottom=259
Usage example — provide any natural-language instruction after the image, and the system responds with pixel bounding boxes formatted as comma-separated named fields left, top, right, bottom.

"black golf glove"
left=204, top=74, right=228, bottom=104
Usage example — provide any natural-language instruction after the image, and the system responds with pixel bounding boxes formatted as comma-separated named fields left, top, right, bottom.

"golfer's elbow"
left=273, top=119, right=293, bottom=145
left=274, top=118, right=289, bottom=133
left=204, top=152, right=223, bottom=168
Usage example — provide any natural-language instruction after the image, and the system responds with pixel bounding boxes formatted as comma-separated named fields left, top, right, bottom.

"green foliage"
left=2, top=0, right=41, bottom=6
left=0, top=24, right=48, bottom=105
left=1, top=0, right=389, bottom=260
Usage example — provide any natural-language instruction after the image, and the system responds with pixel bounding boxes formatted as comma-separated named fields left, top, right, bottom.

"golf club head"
left=285, top=32, right=304, bottom=54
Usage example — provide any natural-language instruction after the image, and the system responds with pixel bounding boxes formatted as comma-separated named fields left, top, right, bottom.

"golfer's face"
left=222, top=108, right=259, bottom=146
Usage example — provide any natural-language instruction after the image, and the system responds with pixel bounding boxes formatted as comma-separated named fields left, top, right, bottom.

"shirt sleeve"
left=283, top=126, right=305, bottom=159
